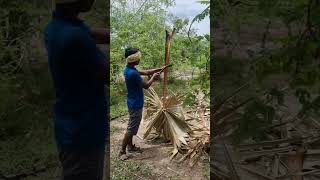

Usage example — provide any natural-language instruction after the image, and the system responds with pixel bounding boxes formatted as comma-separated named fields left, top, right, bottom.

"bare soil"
left=110, top=115, right=209, bottom=180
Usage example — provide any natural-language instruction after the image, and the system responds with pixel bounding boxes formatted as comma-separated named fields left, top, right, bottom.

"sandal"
left=127, top=144, right=143, bottom=153
left=118, top=151, right=129, bottom=161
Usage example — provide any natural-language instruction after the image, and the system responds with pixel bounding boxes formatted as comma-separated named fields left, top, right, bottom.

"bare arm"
left=142, top=72, right=160, bottom=89
left=139, top=67, right=165, bottom=76
left=91, top=28, right=110, bottom=44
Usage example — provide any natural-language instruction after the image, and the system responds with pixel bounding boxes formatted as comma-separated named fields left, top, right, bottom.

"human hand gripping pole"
left=151, top=64, right=172, bottom=79
left=142, top=65, right=172, bottom=89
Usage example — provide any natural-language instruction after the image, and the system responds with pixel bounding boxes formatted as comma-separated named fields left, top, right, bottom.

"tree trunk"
left=162, top=29, right=175, bottom=107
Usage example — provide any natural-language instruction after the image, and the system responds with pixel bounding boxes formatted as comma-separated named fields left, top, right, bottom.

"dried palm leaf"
left=174, top=102, right=210, bottom=166
left=144, top=87, right=191, bottom=158
left=179, top=126, right=210, bottom=166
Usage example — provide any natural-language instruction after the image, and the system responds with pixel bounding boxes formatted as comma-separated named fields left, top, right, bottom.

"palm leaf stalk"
left=144, top=29, right=213, bottom=162
left=143, top=29, right=194, bottom=159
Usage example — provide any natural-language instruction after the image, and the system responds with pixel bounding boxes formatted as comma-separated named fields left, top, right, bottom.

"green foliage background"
left=110, top=0, right=210, bottom=118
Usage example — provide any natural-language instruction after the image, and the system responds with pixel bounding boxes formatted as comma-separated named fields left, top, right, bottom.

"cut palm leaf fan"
left=144, top=88, right=191, bottom=158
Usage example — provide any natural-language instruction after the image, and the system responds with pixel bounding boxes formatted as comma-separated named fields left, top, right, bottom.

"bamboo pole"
left=163, top=29, right=175, bottom=108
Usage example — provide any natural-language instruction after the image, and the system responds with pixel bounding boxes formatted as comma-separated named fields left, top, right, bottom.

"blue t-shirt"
left=124, top=65, right=144, bottom=109
left=44, top=10, right=108, bottom=152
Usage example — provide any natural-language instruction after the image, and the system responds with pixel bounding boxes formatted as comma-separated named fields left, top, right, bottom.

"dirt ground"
left=110, top=115, right=209, bottom=180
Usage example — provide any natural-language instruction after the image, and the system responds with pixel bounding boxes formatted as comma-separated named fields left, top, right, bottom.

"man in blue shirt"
left=44, top=0, right=108, bottom=179
left=119, top=47, right=165, bottom=160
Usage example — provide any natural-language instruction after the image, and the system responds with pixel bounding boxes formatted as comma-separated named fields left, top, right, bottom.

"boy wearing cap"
left=44, top=0, right=108, bottom=179
left=119, top=47, right=165, bottom=160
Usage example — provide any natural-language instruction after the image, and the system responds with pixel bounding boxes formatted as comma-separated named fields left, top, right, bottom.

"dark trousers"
left=59, top=148, right=105, bottom=180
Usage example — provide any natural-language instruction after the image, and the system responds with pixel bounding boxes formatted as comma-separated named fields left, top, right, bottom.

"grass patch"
left=111, top=155, right=156, bottom=180
left=0, top=71, right=59, bottom=177
left=0, top=135, right=58, bottom=177
left=110, top=83, right=127, bottom=119
left=110, top=99, right=127, bottom=119
left=0, top=113, right=58, bottom=177
left=110, top=126, right=123, bottom=135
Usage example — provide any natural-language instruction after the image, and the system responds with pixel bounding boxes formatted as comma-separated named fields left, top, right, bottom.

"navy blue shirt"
left=124, top=65, right=144, bottom=109
left=44, top=10, right=107, bottom=152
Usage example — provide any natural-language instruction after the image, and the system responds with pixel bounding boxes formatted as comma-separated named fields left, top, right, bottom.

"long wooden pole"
left=163, top=29, right=175, bottom=108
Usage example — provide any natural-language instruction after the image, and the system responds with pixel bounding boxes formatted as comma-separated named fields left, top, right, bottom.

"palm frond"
left=144, top=88, right=191, bottom=158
